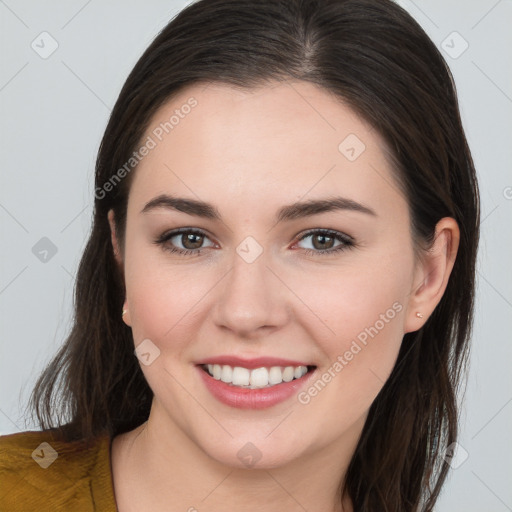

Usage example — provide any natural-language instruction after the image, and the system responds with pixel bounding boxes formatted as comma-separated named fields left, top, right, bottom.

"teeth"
left=282, top=366, right=294, bottom=382
left=204, top=364, right=309, bottom=389
left=250, top=367, right=269, bottom=387
left=220, top=365, right=233, bottom=383
left=268, top=366, right=283, bottom=385
left=232, top=367, right=250, bottom=386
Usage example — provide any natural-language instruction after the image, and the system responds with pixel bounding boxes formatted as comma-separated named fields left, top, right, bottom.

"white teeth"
left=268, top=366, right=283, bottom=385
left=220, top=365, right=233, bottom=383
left=250, top=367, right=269, bottom=387
left=204, top=364, right=309, bottom=388
left=296, top=366, right=307, bottom=378
left=232, top=367, right=250, bottom=386
left=282, top=366, right=294, bottom=382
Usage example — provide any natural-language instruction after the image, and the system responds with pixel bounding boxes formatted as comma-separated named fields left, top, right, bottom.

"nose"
left=212, top=246, right=290, bottom=340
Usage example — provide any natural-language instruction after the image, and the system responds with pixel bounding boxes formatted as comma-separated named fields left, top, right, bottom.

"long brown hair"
left=27, top=0, right=480, bottom=509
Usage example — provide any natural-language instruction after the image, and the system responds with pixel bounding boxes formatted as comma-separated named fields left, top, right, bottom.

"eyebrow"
left=141, top=194, right=377, bottom=222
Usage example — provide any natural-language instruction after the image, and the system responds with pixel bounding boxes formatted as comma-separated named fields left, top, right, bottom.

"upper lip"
left=196, top=355, right=313, bottom=369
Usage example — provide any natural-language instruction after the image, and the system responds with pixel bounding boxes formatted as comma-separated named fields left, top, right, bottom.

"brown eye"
left=180, top=232, right=205, bottom=250
left=296, top=229, right=354, bottom=256
left=154, top=228, right=215, bottom=255
left=311, top=233, right=335, bottom=250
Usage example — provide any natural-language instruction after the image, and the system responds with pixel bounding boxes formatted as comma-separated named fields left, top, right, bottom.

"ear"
left=404, top=217, right=460, bottom=333
left=108, top=210, right=132, bottom=327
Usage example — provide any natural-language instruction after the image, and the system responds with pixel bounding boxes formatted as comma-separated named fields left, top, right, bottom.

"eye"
left=154, top=228, right=215, bottom=256
left=295, top=229, right=354, bottom=256
left=154, top=228, right=355, bottom=257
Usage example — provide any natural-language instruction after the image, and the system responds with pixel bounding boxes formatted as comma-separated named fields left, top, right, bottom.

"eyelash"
left=153, top=228, right=355, bottom=257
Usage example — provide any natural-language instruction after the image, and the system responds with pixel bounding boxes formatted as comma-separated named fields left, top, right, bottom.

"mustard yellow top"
left=0, top=429, right=117, bottom=511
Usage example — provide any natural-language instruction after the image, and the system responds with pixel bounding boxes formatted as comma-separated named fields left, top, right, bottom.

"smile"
left=202, top=363, right=311, bottom=389
left=196, top=357, right=317, bottom=409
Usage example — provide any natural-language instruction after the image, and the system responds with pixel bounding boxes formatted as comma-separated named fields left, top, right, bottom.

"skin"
left=107, top=80, right=459, bottom=512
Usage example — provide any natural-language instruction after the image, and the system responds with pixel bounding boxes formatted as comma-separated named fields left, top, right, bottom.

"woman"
left=0, top=0, right=479, bottom=510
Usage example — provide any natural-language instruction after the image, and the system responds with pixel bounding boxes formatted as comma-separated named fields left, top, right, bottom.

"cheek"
left=296, top=255, right=409, bottom=343
left=291, top=259, right=412, bottom=431
left=291, top=252, right=411, bottom=394
left=289, top=299, right=406, bottom=443
left=123, top=242, right=193, bottom=344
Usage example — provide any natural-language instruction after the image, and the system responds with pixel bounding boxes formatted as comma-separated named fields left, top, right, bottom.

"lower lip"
left=197, top=366, right=316, bottom=409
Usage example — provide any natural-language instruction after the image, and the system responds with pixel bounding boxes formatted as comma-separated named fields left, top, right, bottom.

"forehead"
left=128, top=80, right=406, bottom=221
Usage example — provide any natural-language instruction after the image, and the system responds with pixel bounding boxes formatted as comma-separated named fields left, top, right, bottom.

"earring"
left=122, top=309, right=128, bottom=317
left=415, top=312, right=423, bottom=318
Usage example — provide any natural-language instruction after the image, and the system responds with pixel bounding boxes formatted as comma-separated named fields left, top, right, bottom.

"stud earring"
left=415, top=312, right=423, bottom=318
left=122, top=309, right=128, bottom=317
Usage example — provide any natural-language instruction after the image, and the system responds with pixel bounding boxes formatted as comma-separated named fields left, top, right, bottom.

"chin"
left=196, top=433, right=304, bottom=470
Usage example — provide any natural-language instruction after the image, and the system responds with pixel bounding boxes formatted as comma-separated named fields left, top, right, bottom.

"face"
left=112, top=80, right=424, bottom=469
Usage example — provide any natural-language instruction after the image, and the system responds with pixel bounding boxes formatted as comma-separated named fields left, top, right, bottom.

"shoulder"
left=0, top=429, right=117, bottom=511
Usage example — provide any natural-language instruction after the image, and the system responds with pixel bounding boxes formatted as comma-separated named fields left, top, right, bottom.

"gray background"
left=1, top=0, right=511, bottom=510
